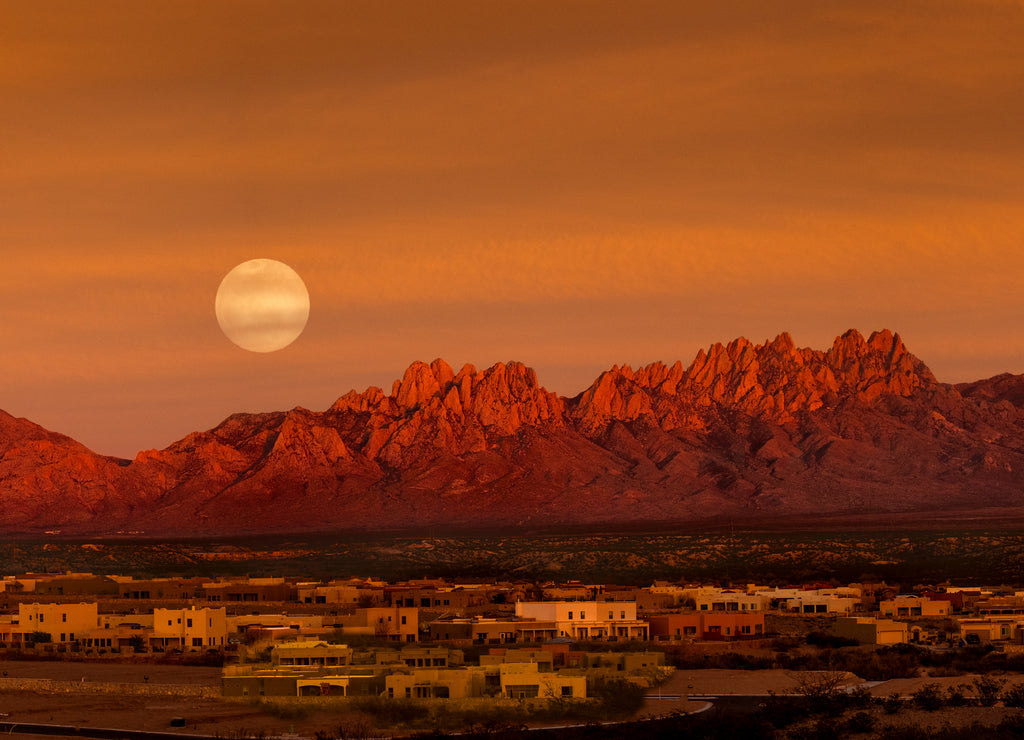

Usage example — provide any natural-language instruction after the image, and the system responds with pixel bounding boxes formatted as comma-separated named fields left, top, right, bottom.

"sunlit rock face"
left=4, top=328, right=1024, bottom=536
left=215, top=259, right=310, bottom=352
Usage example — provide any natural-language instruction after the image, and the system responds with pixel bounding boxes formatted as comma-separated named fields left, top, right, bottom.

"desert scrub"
left=256, top=700, right=311, bottom=721
left=1002, top=683, right=1024, bottom=708
left=348, top=696, right=431, bottom=726
left=972, top=675, right=1005, bottom=707
left=912, top=682, right=945, bottom=711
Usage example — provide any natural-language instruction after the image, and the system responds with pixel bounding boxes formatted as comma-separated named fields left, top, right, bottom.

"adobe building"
left=333, top=606, right=418, bottom=642
left=152, top=606, right=228, bottom=650
left=833, top=617, right=908, bottom=645
left=202, top=578, right=294, bottom=603
left=878, top=596, right=951, bottom=618
left=18, top=602, right=100, bottom=643
left=513, top=601, right=649, bottom=641
left=271, top=640, right=353, bottom=668
left=647, top=612, right=765, bottom=641
left=28, top=573, right=120, bottom=597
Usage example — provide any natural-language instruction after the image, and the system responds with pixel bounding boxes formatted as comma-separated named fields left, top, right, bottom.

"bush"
left=846, top=685, right=874, bottom=709
left=998, top=713, right=1024, bottom=736
left=846, top=711, right=877, bottom=734
left=973, top=675, right=1006, bottom=707
left=946, top=683, right=971, bottom=707
left=806, top=631, right=859, bottom=649
left=1003, top=683, right=1024, bottom=708
left=912, top=682, right=945, bottom=711
left=788, top=717, right=843, bottom=740
left=882, top=692, right=904, bottom=714
left=349, top=697, right=430, bottom=725
left=758, top=693, right=808, bottom=729
left=258, top=702, right=310, bottom=721
left=589, top=676, right=646, bottom=718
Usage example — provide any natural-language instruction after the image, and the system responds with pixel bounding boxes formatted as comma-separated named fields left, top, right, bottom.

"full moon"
left=215, top=259, right=310, bottom=352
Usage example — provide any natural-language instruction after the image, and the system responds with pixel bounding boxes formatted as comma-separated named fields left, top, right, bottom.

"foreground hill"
left=3, top=329, right=1024, bottom=536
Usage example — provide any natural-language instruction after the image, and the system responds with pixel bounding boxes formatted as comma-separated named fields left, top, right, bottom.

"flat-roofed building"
left=647, top=612, right=765, bottom=641
left=499, top=663, right=587, bottom=700
left=879, top=596, right=951, bottom=618
left=834, top=616, right=908, bottom=645
left=334, top=607, right=418, bottom=642
left=514, top=601, right=648, bottom=641
left=18, top=602, right=99, bottom=643
left=152, top=606, right=227, bottom=651
left=271, top=640, right=352, bottom=667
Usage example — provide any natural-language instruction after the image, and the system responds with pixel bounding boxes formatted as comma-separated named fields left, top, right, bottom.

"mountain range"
left=3, top=329, right=1024, bottom=537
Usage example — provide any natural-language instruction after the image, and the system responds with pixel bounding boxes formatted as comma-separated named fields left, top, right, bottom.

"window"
left=580, top=611, right=585, bottom=619
left=609, top=611, right=614, bottom=619
left=568, top=611, right=573, bottom=620
left=561, top=686, right=573, bottom=697
left=192, top=637, right=203, bottom=646
left=621, top=611, right=626, bottom=619
left=401, top=616, right=407, bottom=625
left=62, top=613, right=67, bottom=623
left=187, top=619, right=193, bottom=628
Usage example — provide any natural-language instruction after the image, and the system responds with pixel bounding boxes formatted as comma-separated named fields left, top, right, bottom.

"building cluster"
left=224, top=641, right=665, bottom=700
left=2, top=572, right=1024, bottom=666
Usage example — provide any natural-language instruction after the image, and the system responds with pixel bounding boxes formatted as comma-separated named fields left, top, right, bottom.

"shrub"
left=787, top=717, right=842, bottom=740
left=846, top=711, right=877, bottom=734
left=806, top=631, right=859, bottom=649
left=589, top=676, right=646, bottom=718
left=758, top=693, right=807, bottom=729
left=258, top=702, right=310, bottom=721
left=1002, top=683, right=1024, bottom=708
left=349, top=697, right=430, bottom=725
left=912, top=682, right=945, bottom=711
left=335, top=719, right=374, bottom=740
left=973, top=675, right=1006, bottom=707
left=946, top=683, right=971, bottom=707
left=998, top=713, right=1024, bottom=736
left=846, top=685, right=874, bottom=709
left=882, top=692, right=903, bottom=714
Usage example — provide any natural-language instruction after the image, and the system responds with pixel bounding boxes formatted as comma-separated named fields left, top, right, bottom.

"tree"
left=24, top=631, right=51, bottom=647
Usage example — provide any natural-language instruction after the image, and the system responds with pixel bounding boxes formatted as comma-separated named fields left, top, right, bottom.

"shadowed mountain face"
left=3, top=329, right=1024, bottom=536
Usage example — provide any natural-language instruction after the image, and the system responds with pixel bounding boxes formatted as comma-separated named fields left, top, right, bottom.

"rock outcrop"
left=2, top=329, right=1023, bottom=536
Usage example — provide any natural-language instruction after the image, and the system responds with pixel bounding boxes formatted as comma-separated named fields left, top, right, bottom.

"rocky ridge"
left=2, top=329, right=1023, bottom=536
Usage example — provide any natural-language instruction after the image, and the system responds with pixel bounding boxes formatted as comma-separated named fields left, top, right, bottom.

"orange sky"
left=3, top=0, right=1024, bottom=458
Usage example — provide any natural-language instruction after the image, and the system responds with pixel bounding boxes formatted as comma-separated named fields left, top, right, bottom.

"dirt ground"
left=0, top=659, right=365, bottom=739
left=6, top=660, right=1024, bottom=738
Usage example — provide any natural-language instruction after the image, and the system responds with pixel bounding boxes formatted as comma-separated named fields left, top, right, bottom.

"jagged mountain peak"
left=3, top=329, right=1024, bottom=536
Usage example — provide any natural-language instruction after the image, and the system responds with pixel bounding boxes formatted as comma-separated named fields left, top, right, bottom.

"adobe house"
left=152, top=606, right=228, bottom=650
left=833, top=617, right=908, bottom=645
left=18, top=602, right=100, bottom=643
left=271, top=640, right=352, bottom=667
left=647, top=612, right=765, bottom=641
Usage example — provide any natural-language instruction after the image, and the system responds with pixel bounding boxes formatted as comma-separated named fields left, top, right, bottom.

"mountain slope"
left=3, top=329, right=1024, bottom=535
